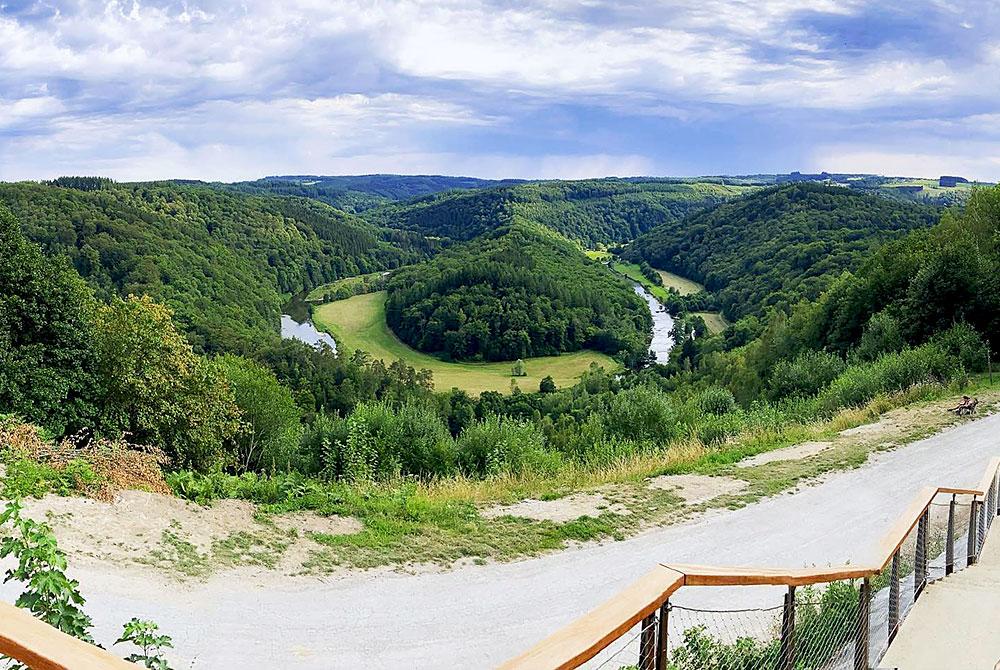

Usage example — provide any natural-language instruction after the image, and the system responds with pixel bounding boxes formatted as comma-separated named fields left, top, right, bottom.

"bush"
left=457, top=416, right=559, bottom=477
left=853, top=311, right=905, bottom=362
left=697, top=387, right=736, bottom=416
left=333, top=401, right=456, bottom=481
left=603, top=386, right=679, bottom=444
left=770, top=350, right=846, bottom=399
left=817, top=343, right=958, bottom=413
left=215, top=354, right=303, bottom=473
left=931, top=323, right=989, bottom=373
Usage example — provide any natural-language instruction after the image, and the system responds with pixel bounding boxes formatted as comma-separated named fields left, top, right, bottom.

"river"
left=631, top=283, right=674, bottom=364
left=278, top=287, right=668, bottom=363
left=280, top=293, right=337, bottom=351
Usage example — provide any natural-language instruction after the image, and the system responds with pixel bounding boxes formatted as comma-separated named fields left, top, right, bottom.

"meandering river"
left=631, top=283, right=674, bottom=364
left=280, top=294, right=337, bottom=351
left=279, top=286, right=671, bottom=364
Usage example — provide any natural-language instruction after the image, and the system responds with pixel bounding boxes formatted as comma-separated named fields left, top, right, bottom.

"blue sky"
left=1, top=0, right=998, bottom=181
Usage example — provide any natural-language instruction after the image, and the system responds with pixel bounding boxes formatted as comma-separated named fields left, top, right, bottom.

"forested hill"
left=209, top=174, right=522, bottom=213
left=0, top=181, right=436, bottom=351
left=385, top=220, right=652, bottom=363
left=625, top=183, right=940, bottom=320
left=365, top=179, right=755, bottom=247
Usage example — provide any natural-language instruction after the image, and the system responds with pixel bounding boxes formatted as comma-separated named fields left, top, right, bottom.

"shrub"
left=334, top=401, right=456, bottom=481
left=457, top=416, right=559, bottom=477
left=697, top=387, right=736, bottom=416
left=931, top=323, right=989, bottom=373
left=770, top=350, right=846, bottom=399
left=603, top=385, right=680, bottom=444
left=817, top=343, right=957, bottom=414
left=853, top=311, right=905, bottom=362
left=214, top=354, right=303, bottom=473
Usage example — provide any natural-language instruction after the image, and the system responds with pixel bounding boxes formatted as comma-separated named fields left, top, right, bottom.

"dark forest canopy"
left=206, top=174, right=523, bottom=213
left=0, top=181, right=437, bottom=351
left=625, top=183, right=941, bottom=320
left=363, top=178, right=755, bottom=247
left=385, top=220, right=653, bottom=364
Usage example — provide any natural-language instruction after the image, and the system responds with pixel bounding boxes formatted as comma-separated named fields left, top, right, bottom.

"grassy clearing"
left=312, top=292, right=620, bottom=395
left=693, top=311, right=729, bottom=334
left=306, top=271, right=387, bottom=302
left=655, top=269, right=704, bottom=295
left=585, top=250, right=612, bottom=261
left=612, top=261, right=671, bottom=302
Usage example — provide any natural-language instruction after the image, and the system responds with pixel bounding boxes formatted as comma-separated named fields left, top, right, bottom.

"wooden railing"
left=0, top=601, right=139, bottom=669
left=499, top=456, right=1000, bottom=670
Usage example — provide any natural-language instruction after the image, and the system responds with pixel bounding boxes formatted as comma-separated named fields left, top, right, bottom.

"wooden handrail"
left=0, top=601, right=139, bottom=669
left=500, top=456, right=1000, bottom=669
left=498, top=566, right=684, bottom=670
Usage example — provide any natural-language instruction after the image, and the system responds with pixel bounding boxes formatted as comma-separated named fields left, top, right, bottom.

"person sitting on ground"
left=961, top=397, right=980, bottom=416
left=949, top=396, right=972, bottom=414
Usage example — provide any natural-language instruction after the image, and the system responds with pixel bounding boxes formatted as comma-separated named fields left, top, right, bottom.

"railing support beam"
left=854, top=578, right=871, bottom=670
left=888, top=550, right=900, bottom=643
left=946, top=495, right=956, bottom=575
left=779, top=585, right=796, bottom=670
left=968, top=498, right=980, bottom=565
left=655, top=601, right=669, bottom=670
left=914, top=509, right=928, bottom=599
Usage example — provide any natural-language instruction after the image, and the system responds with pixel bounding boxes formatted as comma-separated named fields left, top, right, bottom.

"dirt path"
left=2, top=400, right=997, bottom=669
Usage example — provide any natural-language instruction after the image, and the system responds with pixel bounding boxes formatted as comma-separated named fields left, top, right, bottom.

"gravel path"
left=9, top=411, right=1000, bottom=670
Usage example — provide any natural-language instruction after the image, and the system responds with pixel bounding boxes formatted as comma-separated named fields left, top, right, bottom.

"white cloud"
left=811, top=145, right=1000, bottom=182
left=0, top=93, right=497, bottom=181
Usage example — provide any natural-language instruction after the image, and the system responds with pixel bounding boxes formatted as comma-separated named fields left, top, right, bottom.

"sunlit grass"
left=312, top=291, right=619, bottom=395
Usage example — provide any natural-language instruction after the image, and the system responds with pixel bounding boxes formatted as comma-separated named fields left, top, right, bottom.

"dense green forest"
left=385, top=221, right=652, bottom=363
left=624, top=183, right=940, bottom=320
left=4, top=172, right=1000, bottom=532
left=365, top=178, right=754, bottom=246
left=0, top=181, right=435, bottom=351
left=211, top=174, right=518, bottom=213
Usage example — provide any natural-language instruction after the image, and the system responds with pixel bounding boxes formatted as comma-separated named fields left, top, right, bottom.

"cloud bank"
left=1, top=0, right=997, bottom=180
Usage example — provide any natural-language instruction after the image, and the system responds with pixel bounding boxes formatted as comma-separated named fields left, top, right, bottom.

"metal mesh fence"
left=578, top=486, right=998, bottom=670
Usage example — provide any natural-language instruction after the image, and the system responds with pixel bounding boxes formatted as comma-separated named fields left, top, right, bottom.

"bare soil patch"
left=20, top=490, right=361, bottom=575
left=737, top=441, right=833, bottom=468
left=481, top=493, right=630, bottom=522
left=647, top=474, right=748, bottom=504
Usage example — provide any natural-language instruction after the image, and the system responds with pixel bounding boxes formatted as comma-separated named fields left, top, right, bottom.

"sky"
left=1, top=0, right=999, bottom=182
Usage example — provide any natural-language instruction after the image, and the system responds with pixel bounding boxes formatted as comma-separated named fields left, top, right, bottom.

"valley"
left=311, top=291, right=619, bottom=394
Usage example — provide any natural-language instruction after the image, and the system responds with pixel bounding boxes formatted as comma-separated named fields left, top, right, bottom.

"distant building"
left=939, top=176, right=969, bottom=187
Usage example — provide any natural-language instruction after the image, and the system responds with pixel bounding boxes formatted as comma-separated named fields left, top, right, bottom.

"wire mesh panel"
left=581, top=613, right=659, bottom=670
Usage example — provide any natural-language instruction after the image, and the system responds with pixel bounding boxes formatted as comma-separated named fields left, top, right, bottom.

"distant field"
left=312, top=292, right=620, bottom=394
left=585, top=249, right=612, bottom=261
left=655, top=269, right=704, bottom=295
left=693, top=311, right=728, bottom=335
left=307, top=271, right=386, bottom=302
left=611, top=261, right=671, bottom=302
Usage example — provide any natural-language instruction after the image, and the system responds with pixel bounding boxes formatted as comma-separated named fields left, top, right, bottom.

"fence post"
left=888, top=550, right=900, bottom=643
left=968, top=498, right=980, bottom=565
left=779, top=586, right=796, bottom=670
left=655, top=601, right=669, bottom=670
left=639, top=612, right=656, bottom=670
left=979, top=495, right=987, bottom=554
left=914, top=509, right=928, bottom=599
left=854, top=578, right=871, bottom=670
left=946, top=495, right=956, bottom=576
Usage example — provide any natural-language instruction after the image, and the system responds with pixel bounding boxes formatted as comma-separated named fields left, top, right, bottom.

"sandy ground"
left=481, top=493, right=630, bottom=522
left=646, top=473, right=749, bottom=503
left=19, top=491, right=360, bottom=573
left=736, top=440, right=833, bottom=468
left=3, top=402, right=998, bottom=669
